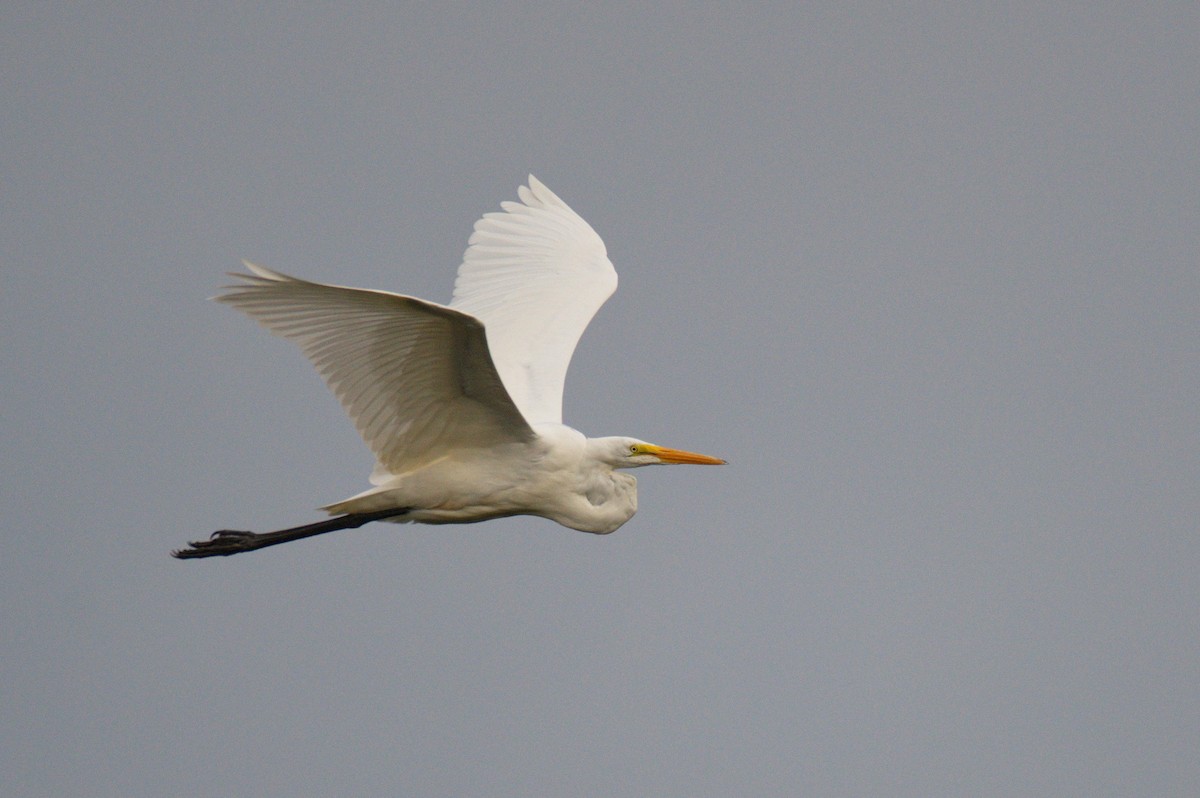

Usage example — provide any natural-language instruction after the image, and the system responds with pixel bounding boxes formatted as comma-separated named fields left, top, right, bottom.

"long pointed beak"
left=647, top=445, right=726, bottom=465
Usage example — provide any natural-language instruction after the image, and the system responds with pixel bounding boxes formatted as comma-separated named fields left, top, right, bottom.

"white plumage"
left=175, top=176, right=722, bottom=558
left=453, top=177, right=618, bottom=426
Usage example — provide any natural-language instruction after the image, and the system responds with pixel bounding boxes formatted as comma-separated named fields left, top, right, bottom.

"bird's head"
left=596, top=437, right=726, bottom=469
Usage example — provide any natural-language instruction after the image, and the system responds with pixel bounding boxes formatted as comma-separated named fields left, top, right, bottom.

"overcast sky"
left=3, top=3, right=1197, bottom=796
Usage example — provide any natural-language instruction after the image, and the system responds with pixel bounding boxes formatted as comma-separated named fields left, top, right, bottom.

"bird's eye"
left=630, top=445, right=639, bottom=454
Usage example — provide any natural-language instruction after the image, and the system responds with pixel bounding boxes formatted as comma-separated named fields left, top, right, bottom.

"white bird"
left=175, top=176, right=724, bottom=558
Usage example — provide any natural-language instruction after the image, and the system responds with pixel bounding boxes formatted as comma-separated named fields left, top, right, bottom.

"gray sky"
left=3, top=3, right=1197, bottom=796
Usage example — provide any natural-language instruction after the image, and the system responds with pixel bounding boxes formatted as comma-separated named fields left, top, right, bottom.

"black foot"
left=172, top=529, right=263, bottom=559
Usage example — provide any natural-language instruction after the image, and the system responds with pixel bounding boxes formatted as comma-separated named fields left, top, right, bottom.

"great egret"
left=174, top=176, right=724, bottom=559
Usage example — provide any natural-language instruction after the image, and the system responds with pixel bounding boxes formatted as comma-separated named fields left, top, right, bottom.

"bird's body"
left=327, top=426, right=637, bottom=534
left=175, top=176, right=722, bottom=558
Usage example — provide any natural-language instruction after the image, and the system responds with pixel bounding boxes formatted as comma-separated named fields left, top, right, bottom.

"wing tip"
left=519, top=174, right=569, bottom=212
left=239, top=260, right=289, bottom=280
left=210, top=260, right=298, bottom=302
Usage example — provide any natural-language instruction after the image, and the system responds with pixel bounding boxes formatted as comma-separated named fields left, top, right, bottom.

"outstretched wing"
left=451, top=176, right=618, bottom=426
left=217, top=263, right=535, bottom=479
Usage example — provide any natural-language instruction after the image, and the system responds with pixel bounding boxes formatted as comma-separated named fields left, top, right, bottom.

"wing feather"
left=217, top=263, right=534, bottom=479
left=451, top=176, right=617, bottom=425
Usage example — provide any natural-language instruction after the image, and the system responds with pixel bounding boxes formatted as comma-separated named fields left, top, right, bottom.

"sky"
left=3, top=3, right=1197, bottom=796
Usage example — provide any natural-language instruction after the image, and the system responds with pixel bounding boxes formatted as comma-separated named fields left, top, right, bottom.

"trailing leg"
left=172, top=508, right=409, bottom=559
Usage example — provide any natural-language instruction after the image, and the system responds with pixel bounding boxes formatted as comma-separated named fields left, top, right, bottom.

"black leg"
left=172, top=508, right=410, bottom=559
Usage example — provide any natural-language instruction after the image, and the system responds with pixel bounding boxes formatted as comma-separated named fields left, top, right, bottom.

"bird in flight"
left=174, top=176, right=724, bottom=559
